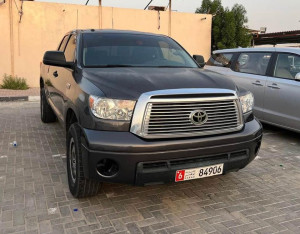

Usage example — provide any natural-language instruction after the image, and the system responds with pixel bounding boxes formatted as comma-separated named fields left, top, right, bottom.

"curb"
left=0, top=96, right=40, bottom=102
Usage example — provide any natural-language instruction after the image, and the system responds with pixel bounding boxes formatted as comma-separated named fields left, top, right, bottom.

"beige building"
left=0, top=1, right=212, bottom=87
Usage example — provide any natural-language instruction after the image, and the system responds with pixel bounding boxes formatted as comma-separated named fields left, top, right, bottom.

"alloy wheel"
left=69, top=138, right=77, bottom=184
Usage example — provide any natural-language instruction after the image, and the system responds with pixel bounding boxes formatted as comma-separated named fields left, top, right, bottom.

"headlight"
left=239, top=92, right=254, bottom=114
left=89, top=96, right=136, bottom=121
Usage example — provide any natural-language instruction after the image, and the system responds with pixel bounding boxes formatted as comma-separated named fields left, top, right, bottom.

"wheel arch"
left=65, top=109, right=90, bottom=181
left=65, top=107, right=79, bottom=133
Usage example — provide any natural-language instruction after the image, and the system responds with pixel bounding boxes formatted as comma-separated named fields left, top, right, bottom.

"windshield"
left=82, top=33, right=198, bottom=68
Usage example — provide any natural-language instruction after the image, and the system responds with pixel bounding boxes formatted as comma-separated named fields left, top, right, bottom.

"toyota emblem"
left=190, top=110, right=208, bottom=125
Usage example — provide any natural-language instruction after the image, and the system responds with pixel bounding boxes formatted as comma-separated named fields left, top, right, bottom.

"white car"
left=205, top=47, right=300, bottom=133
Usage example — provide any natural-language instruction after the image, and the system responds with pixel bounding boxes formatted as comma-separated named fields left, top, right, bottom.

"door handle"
left=252, top=80, right=263, bottom=86
left=267, top=83, right=280, bottom=89
left=53, top=71, right=58, bottom=77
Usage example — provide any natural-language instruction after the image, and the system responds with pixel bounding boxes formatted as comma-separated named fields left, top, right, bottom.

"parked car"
left=205, top=48, right=300, bottom=133
left=40, top=30, right=262, bottom=198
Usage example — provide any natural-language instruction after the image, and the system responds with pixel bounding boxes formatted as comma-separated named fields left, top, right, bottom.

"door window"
left=64, top=35, right=76, bottom=62
left=274, top=53, right=300, bottom=80
left=206, top=53, right=233, bottom=67
left=235, top=52, right=271, bottom=75
left=58, top=35, right=69, bottom=52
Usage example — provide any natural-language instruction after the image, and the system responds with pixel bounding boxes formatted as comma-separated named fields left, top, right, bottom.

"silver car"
left=205, top=47, right=300, bottom=133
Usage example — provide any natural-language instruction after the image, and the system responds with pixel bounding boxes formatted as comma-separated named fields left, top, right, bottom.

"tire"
left=40, top=88, right=56, bottom=123
left=67, top=123, right=102, bottom=198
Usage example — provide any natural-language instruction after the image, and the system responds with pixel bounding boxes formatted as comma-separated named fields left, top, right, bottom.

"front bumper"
left=81, top=119, right=263, bottom=185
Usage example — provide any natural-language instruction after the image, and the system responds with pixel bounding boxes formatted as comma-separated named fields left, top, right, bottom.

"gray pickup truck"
left=40, top=29, right=263, bottom=198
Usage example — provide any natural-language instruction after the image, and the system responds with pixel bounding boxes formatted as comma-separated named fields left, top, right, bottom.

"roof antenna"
left=85, top=0, right=90, bottom=5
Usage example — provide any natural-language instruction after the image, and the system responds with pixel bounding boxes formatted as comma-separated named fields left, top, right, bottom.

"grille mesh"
left=142, top=99, right=242, bottom=137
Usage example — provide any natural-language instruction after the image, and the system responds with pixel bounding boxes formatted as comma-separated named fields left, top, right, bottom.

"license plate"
left=175, top=164, right=224, bottom=182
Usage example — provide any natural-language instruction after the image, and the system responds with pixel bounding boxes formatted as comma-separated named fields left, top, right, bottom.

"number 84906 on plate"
left=175, top=164, right=223, bottom=182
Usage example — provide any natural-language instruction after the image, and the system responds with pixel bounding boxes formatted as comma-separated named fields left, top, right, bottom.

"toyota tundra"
left=40, top=30, right=263, bottom=198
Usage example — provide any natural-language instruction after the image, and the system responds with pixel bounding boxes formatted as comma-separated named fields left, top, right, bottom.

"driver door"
left=47, top=35, right=70, bottom=119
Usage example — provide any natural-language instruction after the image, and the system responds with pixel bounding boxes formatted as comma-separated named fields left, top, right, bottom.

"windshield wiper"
left=85, top=65, right=194, bottom=68
left=86, top=64, right=134, bottom=68
left=156, top=66, right=192, bottom=68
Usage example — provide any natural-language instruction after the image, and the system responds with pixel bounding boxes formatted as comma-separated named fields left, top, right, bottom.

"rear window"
left=206, top=53, right=233, bottom=67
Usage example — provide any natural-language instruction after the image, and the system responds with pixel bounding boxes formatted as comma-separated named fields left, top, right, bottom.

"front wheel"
left=67, top=123, right=102, bottom=198
left=40, top=88, right=56, bottom=123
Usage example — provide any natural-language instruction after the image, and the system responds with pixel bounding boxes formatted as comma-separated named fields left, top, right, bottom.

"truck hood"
left=82, top=67, right=237, bottom=100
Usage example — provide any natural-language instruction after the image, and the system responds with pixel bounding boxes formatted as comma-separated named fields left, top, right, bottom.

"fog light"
left=96, top=159, right=119, bottom=177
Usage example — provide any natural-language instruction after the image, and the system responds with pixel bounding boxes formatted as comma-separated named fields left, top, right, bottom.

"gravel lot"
left=0, top=101, right=300, bottom=234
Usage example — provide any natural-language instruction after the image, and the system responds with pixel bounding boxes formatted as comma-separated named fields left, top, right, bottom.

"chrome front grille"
left=130, top=89, right=244, bottom=139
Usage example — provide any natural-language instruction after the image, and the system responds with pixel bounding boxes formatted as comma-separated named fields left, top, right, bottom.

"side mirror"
left=43, top=51, right=73, bottom=68
left=295, top=72, right=300, bottom=81
left=193, top=55, right=205, bottom=67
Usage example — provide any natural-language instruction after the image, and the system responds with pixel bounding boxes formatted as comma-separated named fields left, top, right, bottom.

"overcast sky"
left=38, top=0, right=300, bottom=33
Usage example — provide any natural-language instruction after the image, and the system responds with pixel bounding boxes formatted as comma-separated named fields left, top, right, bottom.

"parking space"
left=0, top=101, right=300, bottom=234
